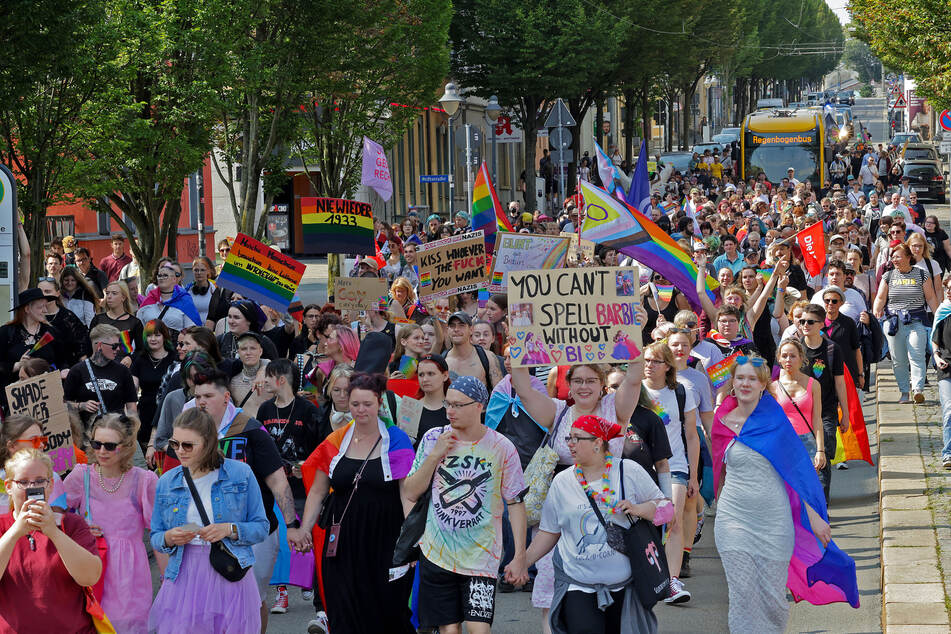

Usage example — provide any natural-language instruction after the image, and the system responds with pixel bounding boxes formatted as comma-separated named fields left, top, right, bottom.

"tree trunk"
left=623, top=88, right=635, bottom=162
left=521, top=95, right=540, bottom=215
left=595, top=95, right=605, bottom=149
left=639, top=79, right=652, bottom=150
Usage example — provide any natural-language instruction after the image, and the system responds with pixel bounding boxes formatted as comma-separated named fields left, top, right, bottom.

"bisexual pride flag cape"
left=713, top=395, right=860, bottom=608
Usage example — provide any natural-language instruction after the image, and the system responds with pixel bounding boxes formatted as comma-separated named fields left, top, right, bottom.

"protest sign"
left=561, top=232, right=595, bottom=264
left=489, top=232, right=570, bottom=292
left=333, top=277, right=389, bottom=311
left=217, top=233, right=306, bottom=312
left=507, top=267, right=642, bottom=367
left=5, top=372, right=73, bottom=474
left=301, top=197, right=375, bottom=255
left=395, top=396, right=424, bottom=442
left=416, top=231, right=489, bottom=301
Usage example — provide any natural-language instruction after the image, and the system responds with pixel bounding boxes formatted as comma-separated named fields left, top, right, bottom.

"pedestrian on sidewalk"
left=931, top=276, right=951, bottom=469
left=713, top=356, right=859, bottom=634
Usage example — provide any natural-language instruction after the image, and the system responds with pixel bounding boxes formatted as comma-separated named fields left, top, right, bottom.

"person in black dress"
left=130, top=319, right=176, bottom=451
left=37, top=277, right=91, bottom=370
left=0, top=289, right=59, bottom=415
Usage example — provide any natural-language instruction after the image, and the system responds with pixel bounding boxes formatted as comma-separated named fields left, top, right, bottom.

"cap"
left=447, top=311, right=473, bottom=326
left=787, top=167, right=795, bottom=172
left=358, top=258, right=379, bottom=271
left=830, top=234, right=846, bottom=242
left=723, top=183, right=736, bottom=192
left=448, top=375, right=489, bottom=405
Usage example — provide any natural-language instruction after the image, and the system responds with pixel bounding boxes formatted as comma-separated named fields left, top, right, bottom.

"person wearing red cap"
left=505, top=414, right=672, bottom=634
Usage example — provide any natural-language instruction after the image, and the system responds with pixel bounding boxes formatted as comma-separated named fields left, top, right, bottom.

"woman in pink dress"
left=65, top=413, right=161, bottom=634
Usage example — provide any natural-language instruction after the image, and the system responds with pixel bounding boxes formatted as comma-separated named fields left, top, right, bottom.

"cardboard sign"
left=560, top=231, right=595, bottom=264
left=217, top=233, right=306, bottom=312
left=5, top=372, right=73, bottom=474
left=416, top=231, right=489, bottom=301
left=490, top=232, right=570, bottom=292
left=301, top=197, right=375, bottom=255
left=333, top=277, right=389, bottom=311
left=507, top=267, right=642, bottom=367
left=396, top=396, right=424, bottom=442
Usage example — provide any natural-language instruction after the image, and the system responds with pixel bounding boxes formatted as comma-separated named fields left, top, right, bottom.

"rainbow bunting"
left=655, top=285, right=674, bottom=303
left=118, top=331, right=134, bottom=355
left=707, top=352, right=740, bottom=389
left=27, top=332, right=54, bottom=356
left=579, top=181, right=718, bottom=310
left=471, top=162, right=513, bottom=254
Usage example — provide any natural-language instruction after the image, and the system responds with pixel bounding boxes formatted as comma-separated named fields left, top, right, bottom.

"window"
left=46, top=216, right=74, bottom=243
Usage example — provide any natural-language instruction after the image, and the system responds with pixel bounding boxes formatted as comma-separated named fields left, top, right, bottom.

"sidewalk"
left=877, top=365, right=951, bottom=632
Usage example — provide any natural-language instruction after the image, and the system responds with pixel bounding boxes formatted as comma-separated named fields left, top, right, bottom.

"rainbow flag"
left=579, top=181, right=718, bottom=310
left=398, top=355, right=418, bottom=379
left=287, top=296, right=303, bottom=323
left=757, top=268, right=773, bottom=283
left=735, top=226, right=748, bottom=244
left=707, top=352, right=739, bottom=389
left=217, top=233, right=306, bottom=312
left=300, top=197, right=375, bottom=255
left=471, top=162, right=512, bottom=254
left=419, top=272, right=432, bottom=288
left=27, top=332, right=54, bottom=356
left=118, top=331, right=134, bottom=355
left=655, top=285, right=674, bottom=303
left=478, top=288, right=490, bottom=308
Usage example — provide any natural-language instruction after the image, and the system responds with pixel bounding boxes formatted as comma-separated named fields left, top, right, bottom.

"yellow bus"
left=741, top=109, right=828, bottom=190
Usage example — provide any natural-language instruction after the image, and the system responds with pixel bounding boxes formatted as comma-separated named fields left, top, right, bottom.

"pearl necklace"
left=96, top=464, right=126, bottom=494
left=575, top=452, right=618, bottom=514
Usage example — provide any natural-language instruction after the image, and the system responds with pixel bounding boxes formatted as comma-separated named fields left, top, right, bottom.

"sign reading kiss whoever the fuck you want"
left=506, top=267, right=643, bottom=367
left=416, top=230, right=489, bottom=302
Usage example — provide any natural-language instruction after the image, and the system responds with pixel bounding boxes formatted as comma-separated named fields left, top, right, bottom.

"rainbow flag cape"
left=28, top=332, right=54, bottom=356
left=118, top=331, right=134, bottom=355
left=471, top=162, right=512, bottom=254
left=714, top=395, right=859, bottom=608
left=706, top=352, right=739, bottom=389
left=579, top=180, right=718, bottom=310
left=301, top=418, right=414, bottom=488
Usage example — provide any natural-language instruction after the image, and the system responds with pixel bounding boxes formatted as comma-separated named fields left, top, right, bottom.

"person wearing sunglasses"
left=0, top=449, right=103, bottom=633
left=64, top=413, right=161, bottom=633
left=818, top=286, right=864, bottom=395
left=0, top=414, right=69, bottom=511
left=90, top=280, right=143, bottom=369
left=873, top=241, right=940, bottom=404
left=64, top=324, right=138, bottom=426
left=796, top=304, right=850, bottom=503
left=713, top=355, right=854, bottom=633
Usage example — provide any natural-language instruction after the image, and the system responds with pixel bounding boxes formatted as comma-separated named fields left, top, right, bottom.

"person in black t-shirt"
left=820, top=287, right=863, bottom=388
left=63, top=324, right=138, bottom=429
left=797, top=304, right=849, bottom=504
left=414, top=354, right=449, bottom=449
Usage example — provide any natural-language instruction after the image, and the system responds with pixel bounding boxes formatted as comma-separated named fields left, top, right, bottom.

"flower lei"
left=575, top=452, right=618, bottom=514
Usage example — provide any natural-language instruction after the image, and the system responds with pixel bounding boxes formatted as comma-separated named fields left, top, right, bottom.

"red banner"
left=795, top=222, right=826, bottom=277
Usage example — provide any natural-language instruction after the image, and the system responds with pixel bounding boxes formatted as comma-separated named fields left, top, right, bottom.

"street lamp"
left=485, top=95, right=501, bottom=183
left=439, top=82, right=463, bottom=215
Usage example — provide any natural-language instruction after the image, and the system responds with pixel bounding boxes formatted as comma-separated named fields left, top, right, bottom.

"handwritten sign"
left=507, top=267, right=642, bottom=367
left=5, top=372, right=73, bottom=474
left=217, top=233, right=306, bottom=312
left=396, top=396, right=424, bottom=442
left=416, top=230, right=489, bottom=302
left=561, top=232, right=595, bottom=264
left=301, top=197, right=375, bottom=254
left=334, top=277, right=389, bottom=311
left=490, top=232, right=570, bottom=292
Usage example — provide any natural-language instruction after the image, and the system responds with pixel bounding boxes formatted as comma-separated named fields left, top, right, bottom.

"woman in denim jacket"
left=148, top=408, right=269, bottom=634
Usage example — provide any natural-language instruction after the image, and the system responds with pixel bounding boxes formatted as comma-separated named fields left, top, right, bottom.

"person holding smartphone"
left=0, top=448, right=103, bottom=632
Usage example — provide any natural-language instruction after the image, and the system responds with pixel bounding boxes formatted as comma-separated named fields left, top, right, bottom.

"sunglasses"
left=735, top=356, right=766, bottom=367
left=37, top=276, right=56, bottom=282
left=100, top=342, right=122, bottom=350
left=90, top=440, right=121, bottom=451
left=798, top=318, right=819, bottom=325
left=168, top=439, right=198, bottom=452
left=823, top=298, right=841, bottom=305
left=15, top=435, right=48, bottom=449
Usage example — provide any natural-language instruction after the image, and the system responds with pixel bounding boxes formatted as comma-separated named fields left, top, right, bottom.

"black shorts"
left=417, top=556, right=497, bottom=626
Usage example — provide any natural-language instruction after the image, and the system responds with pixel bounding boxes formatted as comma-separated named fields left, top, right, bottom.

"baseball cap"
left=830, top=234, right=846, bottom=242
left=448, top=311, right=473, bottom=326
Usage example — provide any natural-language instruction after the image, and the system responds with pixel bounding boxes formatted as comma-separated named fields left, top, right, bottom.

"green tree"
left=842, top=38, right=880, bottom=85
left=69, top=0, right=227, bottom=281
left=295, top=0, right=451, bottom=200
left=0, top=0, right=112, bottom=284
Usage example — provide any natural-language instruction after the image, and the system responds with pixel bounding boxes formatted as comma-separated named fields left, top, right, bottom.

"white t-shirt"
left=689, top=340, right=724, bottom=371
left=811, top=286, right=867, bottom=323
left=186, top=469, right=218, bottom=545
left=540, top=459, right=665, bottom=591
left=643, top=385, right=697, bottom=473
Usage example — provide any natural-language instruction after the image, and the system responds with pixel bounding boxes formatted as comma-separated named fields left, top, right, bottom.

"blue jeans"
left=885, top=319, right=928, bottom=394
left=938, top=378, right=951, bottom=460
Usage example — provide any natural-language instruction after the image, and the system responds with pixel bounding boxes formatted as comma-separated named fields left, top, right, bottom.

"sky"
left=826, top=0, right=849, bottom=25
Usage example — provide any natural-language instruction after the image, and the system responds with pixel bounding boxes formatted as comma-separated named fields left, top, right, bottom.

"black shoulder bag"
left=182, top=467, right=249, bottom=582
left=584, top=460, right=670, bottom=608
left=392, top=426, right=444, bottom=567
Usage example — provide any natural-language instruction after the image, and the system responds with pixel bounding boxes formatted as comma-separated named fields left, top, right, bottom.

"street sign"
left=549, top=149, right=574, bottom=164
left=549, top=127, right=573, bottom=150
left=940, top=141, right=951, bottom=155
left=544, top=99, right=576, bottom=128
left=454, top=126, right=482, bottom=147
left=891, top=94, right=907, bottom=109
left=420, top=174, right=449, bottom=183
left=941, top=110, right=951, bottom=132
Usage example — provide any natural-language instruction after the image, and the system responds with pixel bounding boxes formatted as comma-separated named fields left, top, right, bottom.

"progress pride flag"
left=795, top=222, right=826, bottom=276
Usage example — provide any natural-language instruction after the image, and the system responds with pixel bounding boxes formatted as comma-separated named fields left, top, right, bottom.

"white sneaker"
left=307, top=612, right=329, bottom=634
left=836, top=462, right=849, bottom=470
left=664, top=577, right=691, bottom=604
left=302, top=588, right=315, bottom=602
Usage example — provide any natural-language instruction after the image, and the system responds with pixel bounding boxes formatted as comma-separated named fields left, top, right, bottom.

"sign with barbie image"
left=506, top=267, right=642, bottom=367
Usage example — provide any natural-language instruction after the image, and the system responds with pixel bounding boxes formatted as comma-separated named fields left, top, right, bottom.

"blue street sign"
left=420, top=174, right=449, bottom=183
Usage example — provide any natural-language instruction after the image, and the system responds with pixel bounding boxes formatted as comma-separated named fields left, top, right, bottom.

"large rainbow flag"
left=579, top=180, right=717, bottom=309
left=300, top=197, right=375, bottom=255
left=471, top=162, right=512, bottom=253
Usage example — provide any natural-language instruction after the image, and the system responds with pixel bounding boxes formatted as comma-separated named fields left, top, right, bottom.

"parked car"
left=837, top=91, right=855, bottom=106
left=806, top=92, right=822, bottom=105
left=902, top=160, right=946, bottom=204
left=901, top=143, right=939, bottom=162
left=890, top=132, right=924, bottom=148
left=658, top=151, right=693, bottom=173
left=711, top=133, right=736, bottom=145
